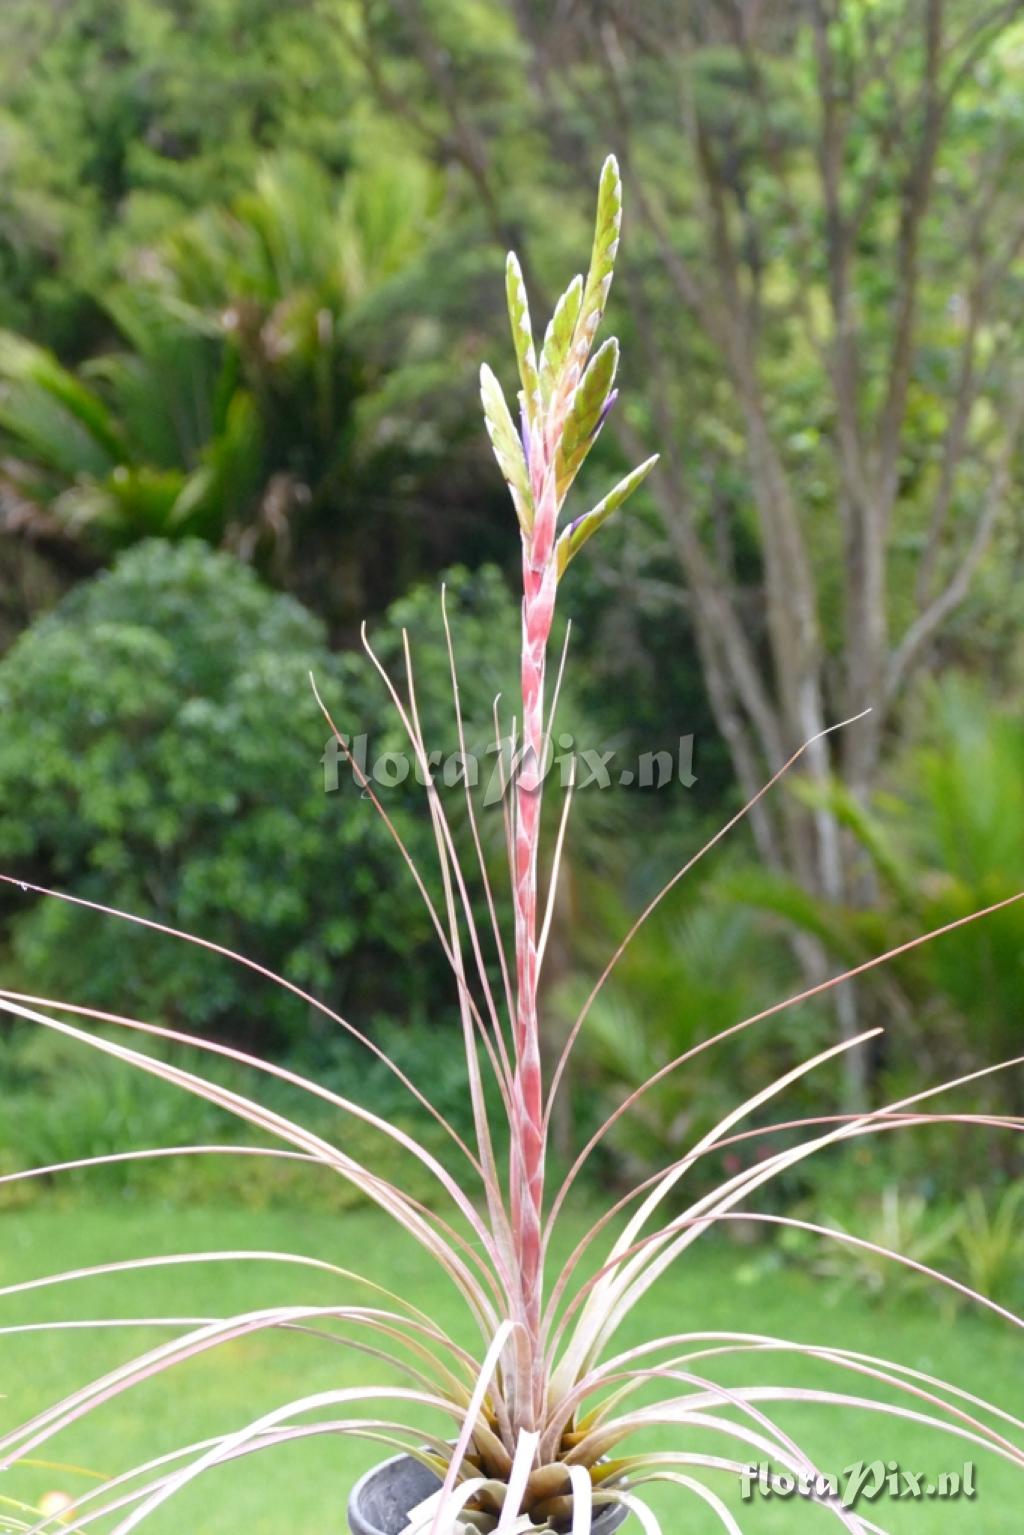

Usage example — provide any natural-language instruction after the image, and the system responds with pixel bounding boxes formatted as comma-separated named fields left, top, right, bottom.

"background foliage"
left=0, top=0, right=1021, bottom=1261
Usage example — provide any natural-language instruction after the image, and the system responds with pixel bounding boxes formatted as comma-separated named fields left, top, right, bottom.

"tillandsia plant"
left=0, top=158, right=1022, bottom=1535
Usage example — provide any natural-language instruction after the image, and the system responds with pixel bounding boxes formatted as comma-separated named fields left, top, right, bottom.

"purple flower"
left=593, top=388, right=618, bottom=436
left=520, top=406, right=531, bottom=467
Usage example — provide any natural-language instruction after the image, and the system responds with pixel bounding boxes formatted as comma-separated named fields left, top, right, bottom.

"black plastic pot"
left=347, top=1453, right=629, bottom=1534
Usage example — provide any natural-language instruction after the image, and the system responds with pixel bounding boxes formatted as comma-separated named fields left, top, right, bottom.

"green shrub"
left=0, top=541, right=515, bottom=1047
left=0, top=1023, right=462, bottom=1214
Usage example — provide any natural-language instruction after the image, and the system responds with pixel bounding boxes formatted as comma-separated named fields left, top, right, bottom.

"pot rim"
left=347, top=1450, right=630, bottom=1533
left=347, top=1448, right=416, bottom=1506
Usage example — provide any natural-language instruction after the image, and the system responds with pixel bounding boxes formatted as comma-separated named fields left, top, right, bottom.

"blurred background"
left=0, top=8, right=1022, bottom=1524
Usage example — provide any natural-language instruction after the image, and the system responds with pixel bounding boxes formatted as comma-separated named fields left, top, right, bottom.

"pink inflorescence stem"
left=510, top=405, right=559, bottom=1424
left=480, top=156, right=658, bottom=1433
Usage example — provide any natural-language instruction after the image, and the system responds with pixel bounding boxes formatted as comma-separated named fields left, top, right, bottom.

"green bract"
left=483, top=157, right=658, bottom=586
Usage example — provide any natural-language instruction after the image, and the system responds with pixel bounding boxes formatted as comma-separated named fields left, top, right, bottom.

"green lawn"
left=0, top=1200, right=1019, bottom=1532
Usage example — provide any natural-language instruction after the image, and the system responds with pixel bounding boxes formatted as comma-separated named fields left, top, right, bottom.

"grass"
left=0, top=1199, right=1019, bottom=1533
